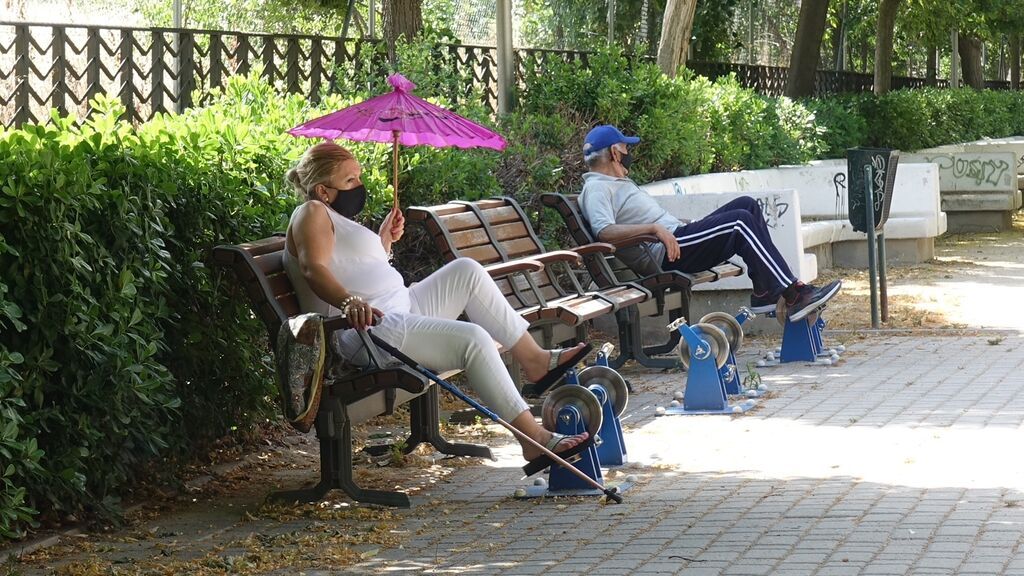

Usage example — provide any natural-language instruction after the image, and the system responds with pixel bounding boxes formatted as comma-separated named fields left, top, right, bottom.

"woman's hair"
left=285, top=142, right=355, bottom=201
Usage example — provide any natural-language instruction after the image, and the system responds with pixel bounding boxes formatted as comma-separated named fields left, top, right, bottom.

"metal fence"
left=0, top=21, right=1015, bottom=128
left=689, top=61, right=1012, bottom=96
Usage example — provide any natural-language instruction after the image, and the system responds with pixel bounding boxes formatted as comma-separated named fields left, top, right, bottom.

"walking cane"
left=366, top=331, right=623, bottom=504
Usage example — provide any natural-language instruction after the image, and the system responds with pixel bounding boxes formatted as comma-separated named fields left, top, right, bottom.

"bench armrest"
left=484, top=259, right=545, bottom=277
left=322, top=314, right=354, bottom=334
left=572, top=242, right=616, bottom=256
left=640, top=270, right=695, bottom=292
left=614, top=234, right=661, bottom=248
left=529, top=250, right=583, bottom=266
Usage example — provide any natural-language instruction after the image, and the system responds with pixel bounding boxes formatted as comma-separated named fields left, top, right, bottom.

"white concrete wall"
left=647, top=189, right=817, bottom=292
left=922, top=136, right=1024, bottom=177
left=643, top=162, right=946, bottom=249
left=901, top=152, right=1017, bottom=192
left=919, top=137, right=1024, bottom=210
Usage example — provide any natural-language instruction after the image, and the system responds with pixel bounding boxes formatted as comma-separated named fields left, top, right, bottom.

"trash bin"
left=847, top=147, right=900, bottom=233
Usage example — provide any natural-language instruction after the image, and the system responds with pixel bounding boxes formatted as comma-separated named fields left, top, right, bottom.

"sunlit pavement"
left=334, top=332, right=1024, bottom=575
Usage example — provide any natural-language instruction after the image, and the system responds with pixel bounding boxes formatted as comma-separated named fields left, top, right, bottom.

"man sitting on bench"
left=283, top=142, right=593, bottom=466
left=578, top=125, right=841, bottom=322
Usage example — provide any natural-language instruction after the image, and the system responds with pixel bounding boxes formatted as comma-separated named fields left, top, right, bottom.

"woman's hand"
left=344, top=299, right=384, bottom=331
left=379, top=207, right=405, bottom=247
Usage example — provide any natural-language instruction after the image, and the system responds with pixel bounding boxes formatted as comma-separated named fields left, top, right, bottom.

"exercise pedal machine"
left=760, top=300, right=843, bottom=365
left=687, top=308, right=767, bottom=398
left=662, top=317, right=756, bottom=415
left=516, top=385, right=634, bottom=499
left=565, top=343, right=629, bottom=466
left=517, top=345, right=634, bottom=498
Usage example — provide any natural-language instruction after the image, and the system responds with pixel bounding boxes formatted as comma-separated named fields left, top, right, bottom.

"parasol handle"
left=392, top=131, right=400, bottom=212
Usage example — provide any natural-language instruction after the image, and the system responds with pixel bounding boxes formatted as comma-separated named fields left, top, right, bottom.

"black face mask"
left=618, top=149, right=634, bottom=170
left=327, top=184, right=367, bottom=218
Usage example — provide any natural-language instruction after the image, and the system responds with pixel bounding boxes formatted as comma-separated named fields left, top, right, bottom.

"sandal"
left=521, top=432, right=596, bottom=477
left=522, top=343, right=594, bottom=397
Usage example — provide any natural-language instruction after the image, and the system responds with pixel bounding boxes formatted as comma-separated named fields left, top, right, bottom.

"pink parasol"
left=288, top=73, right=506, bottom=210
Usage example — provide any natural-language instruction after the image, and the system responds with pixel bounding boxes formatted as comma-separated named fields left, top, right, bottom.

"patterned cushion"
left=275, top=313, right=326, bottom=433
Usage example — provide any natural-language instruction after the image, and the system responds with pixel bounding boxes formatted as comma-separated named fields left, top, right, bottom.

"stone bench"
left=643, top=160, right=947, bottom=269
left=916, top=137, right=1024, bottom=231
left=640, top=189, right=808, bottom=335
left=647, top=189, right=813, bottom=292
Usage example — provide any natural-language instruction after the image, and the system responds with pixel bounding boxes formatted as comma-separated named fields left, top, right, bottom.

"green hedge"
left=3, top=41, right=1024, bottom=539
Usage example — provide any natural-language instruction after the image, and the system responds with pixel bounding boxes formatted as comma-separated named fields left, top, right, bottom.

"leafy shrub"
left=0, top=78, right=366, bottom=535
left=802, top=95, right=869, bottom=158
left=843, top=88, right=1024, bottom=152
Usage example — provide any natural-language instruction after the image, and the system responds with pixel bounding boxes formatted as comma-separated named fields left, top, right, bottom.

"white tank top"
left=283, top=203, right=412, bottom=362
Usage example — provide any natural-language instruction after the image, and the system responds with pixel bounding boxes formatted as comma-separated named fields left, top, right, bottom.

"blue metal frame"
left=761, top=310, right=837, bottom=364
left=665, top=322, right=754, bottom=415
left=590, top=385, right=627, bottom=466
left=547, top=405, right=604, bottom=491
left=563, top=346, right=628, bottom=466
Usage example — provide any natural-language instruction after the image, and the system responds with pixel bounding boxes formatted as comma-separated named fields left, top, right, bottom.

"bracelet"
left=339, top=295, right=364, bottom=318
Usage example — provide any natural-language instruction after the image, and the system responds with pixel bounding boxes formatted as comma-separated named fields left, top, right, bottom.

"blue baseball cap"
left=583, top=125, right=640, bottom=155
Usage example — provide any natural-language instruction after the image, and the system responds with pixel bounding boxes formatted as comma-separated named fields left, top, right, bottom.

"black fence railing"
left=0, top=21, right=1017, bottom=128
left=686, top=61, right=970, bottom=97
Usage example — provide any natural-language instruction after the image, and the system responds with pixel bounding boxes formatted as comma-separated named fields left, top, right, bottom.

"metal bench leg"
left=641, top=308, right=683, bottom=356
left=270, top=397, right=413, bottom=508
left=610, top=308, right=635, bottom=370
left=409, top=386, right=493, bottom=459
left=617, top=305, right=682, bottom=370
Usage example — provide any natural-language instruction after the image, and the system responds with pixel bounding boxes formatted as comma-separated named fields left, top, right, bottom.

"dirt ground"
left=814, top=213, right=1024, bottom=331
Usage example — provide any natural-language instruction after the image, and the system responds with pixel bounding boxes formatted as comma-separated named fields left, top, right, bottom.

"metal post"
left=495, top=0, right=514, bottom=114
left=369, top=0, right=376, bottom=39
left=951, top=29, right=960, bottom=88
left=748, top=0, right=755, bottom=64
left=639, top=0, right=649, bottom=44
left=864, top=166, right=880, bottom=329
left=173, top=0, right=182, bottom=112
left=13, top=24, right=29, bottom=126
left=877, top=231, right=888, bottom=322
left=607, top=0, right=616, bottom=44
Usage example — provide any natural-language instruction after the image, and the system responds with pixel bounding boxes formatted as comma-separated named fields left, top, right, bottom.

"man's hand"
left=653, top=226, right=680, bottom=262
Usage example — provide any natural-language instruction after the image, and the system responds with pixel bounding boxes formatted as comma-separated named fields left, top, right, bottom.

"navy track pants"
left=663, top=196, right=797, bottom=297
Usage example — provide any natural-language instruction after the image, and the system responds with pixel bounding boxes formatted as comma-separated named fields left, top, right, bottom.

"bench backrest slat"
left=408, top=201, right=572, bottom=311
left=540, top=193, right=645, bottom=284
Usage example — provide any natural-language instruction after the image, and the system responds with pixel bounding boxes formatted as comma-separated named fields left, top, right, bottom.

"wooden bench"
left=213, top=235, right=492, bottom=508
left=540, top=193, right=744, bottom=368
left=407, top=198, right=652, bottom=373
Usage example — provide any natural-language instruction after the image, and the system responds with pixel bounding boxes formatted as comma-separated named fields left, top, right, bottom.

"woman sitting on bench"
left=283, top=142, right=592, bottom=465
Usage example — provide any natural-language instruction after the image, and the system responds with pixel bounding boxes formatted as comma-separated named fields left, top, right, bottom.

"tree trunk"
left=873, top=0, right=901, bottom=95
left=959, top=35, right=985, bottom=89
left=926, top=47, right=937, bottom=85
left=1011, top=33, right=1021, bottom=90
left=383, top=0, right=422, bottom=60
left=656, top=0, right=699, bottom=77
left=785, top=0, right=830, bottom=98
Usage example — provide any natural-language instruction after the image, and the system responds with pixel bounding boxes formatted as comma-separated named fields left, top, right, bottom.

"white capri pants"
left=339, top=258, right=531, bottom=421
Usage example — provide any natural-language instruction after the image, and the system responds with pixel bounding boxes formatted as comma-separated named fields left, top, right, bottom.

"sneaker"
left=749, top=291, right=780, bottom=314
left=787, top=280, right=842, bottom=322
